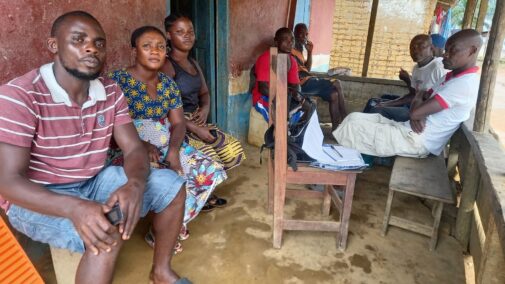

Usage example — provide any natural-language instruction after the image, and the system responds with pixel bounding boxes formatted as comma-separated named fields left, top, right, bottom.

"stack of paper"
left=301, top=111, right=367, bottom=170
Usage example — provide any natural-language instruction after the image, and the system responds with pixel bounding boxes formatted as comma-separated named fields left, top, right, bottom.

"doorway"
left=168, top=0, right=229, bottom=128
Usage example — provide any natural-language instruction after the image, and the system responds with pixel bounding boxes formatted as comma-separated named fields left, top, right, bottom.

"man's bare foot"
left=149, top=267, right=180, bottom=284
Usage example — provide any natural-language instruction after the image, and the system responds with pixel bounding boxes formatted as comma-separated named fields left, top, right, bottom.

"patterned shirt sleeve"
left=166, top=76, right=183, bottom=110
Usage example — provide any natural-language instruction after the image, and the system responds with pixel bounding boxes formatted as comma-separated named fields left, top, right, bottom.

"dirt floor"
left=18, top=143, right=468, bottom=284
left=17, top=64, right=505, bottom=284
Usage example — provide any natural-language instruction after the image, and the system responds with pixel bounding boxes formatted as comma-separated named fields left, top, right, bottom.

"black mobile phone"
left=105, top=203, right=123, bottom=226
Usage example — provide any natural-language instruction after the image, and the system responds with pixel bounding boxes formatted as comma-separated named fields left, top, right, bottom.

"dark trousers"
left=363, top=95, right=410, bottom=122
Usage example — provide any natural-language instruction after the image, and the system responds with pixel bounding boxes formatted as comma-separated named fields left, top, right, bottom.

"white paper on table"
left=301, top=111, right=365, bottom=167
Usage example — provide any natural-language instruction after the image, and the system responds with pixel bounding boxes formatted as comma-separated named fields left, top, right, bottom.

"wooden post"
left=476, top=0, right=489, bottom=32
left=473, top=0, right=505, bottom=133
left=476, top=215, right=505, bottom=283
left=267, top=47, right=278, bottom=214
left=362, top=0, right=379, bottom=77
left=462, top=0, right=478, bottom=29
left=272, top=53, right=288, bottom=249
left=455, top=153, right=480, bottom=250
left=287, top=0, right=298, bottom=30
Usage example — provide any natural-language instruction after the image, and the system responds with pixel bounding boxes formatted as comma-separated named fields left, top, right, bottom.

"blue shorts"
left=301, top=77, right=335, bottom=102
left=7, top=166, right=185, bottom=253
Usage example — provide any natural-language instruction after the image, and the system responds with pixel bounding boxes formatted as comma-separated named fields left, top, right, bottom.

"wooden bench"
left=382, top=155, right=454, bottom=250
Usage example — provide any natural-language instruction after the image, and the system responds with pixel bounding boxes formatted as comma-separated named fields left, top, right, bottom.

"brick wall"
left=329, top=0, right=437, bottom=79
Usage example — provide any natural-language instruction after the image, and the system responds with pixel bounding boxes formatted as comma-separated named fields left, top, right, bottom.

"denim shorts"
left=301, top=77, right=335, bottom=101
left=7, top=166, right=185, bottom=253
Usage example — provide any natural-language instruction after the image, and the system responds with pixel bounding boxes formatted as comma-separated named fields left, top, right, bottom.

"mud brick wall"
left=329, top=0, right=437, bottom=80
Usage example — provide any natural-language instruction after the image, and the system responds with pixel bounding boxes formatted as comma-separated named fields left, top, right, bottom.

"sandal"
left=179, top=225, right=190, bottom=241
left=201, top=203, right=215, bottom=212
left=144, top=227, right=184, bottom=255
left=208, top=194, right=227, bottom=208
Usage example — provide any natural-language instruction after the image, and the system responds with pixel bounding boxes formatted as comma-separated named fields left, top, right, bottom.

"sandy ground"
left=18, top=143, right=467, bottom=284
left=489, top=64, right=505, bottom=145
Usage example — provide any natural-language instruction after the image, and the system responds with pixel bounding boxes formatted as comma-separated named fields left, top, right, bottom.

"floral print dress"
left=108, top=69, right=227, bottom=224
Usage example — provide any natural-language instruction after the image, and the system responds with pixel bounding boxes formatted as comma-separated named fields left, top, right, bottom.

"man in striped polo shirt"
left=0, top=11, right=189, bottom=283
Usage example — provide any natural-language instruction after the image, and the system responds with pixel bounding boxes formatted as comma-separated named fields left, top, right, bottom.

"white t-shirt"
left=422, top=67, right=480, bottom=155
left=411, top=57, right=447, bottom=91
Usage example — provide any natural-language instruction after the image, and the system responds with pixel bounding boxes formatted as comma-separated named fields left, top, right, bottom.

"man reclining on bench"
left=0, top=11, right=189, bottom=284
left=333, top=29, right=482, bottom=158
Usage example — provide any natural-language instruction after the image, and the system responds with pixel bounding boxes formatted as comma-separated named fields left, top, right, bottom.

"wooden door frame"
left=215, top=0, right=229, bottom=130
left=165, top=0, right=229, bottom=130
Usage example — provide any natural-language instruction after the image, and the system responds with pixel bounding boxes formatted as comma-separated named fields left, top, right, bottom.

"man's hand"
left=69, top=200, right=118, bottom=255
left=195, top=126, right=216, bottom=143
left=105, top=180, right=145, bottom=240
left=142, top=141, right=160, bottom=163
left=165, top=150, right=183, bottom=175
left=410, top=119, right=426, bottom=133
left=193, top=108, right=209, bottom=125
left=305, top=40, right=314, bottom=54
left=399, top=68, right=410, bottom=83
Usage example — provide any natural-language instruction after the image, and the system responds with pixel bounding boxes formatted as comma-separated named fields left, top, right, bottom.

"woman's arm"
left=192, top=58, right=211, bottom=124
left=165, top=107, right=186, bottom=173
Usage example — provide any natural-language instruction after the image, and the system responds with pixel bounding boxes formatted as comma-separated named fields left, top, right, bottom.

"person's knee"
left=332, top=79, right=342, bottom=90
left=329, top=91, right=339, bottom=102
left=173, top=185, right=186, bottom=206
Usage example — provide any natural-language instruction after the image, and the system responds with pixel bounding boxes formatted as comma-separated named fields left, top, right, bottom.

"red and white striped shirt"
left=0, top=63, right=131, bottom=190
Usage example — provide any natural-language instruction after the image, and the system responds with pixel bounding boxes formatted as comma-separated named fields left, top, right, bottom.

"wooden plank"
left=473, top=0, right=505, bottom=132
left=338, top=174, right=357, bottom=249
left=268, top=47, right=278, bottom=127
left=330, top=186, right=343, bottom=213
left=382, top=189, right=395, bottom=236
left=461, top=125, right=505, bottom=257
left=477, top=215, right=505, bottom=283
left=285, top=189, right=324, bottom=199
left=389, top=156, right=453, bottom=203
left=272, top=51, right=289, bottom=249
left=362, top=0, right=379, bottom=77
left=462, top=0, right=478, bottom=29
left=476, top=0, right=489, bottom=33
left=456, top=153, right=481, bottom=249
left=286, top=169, right=350, bottom=185
left=283, top=219, right=340, bottom=231
left=429, top=202, right=444, bottom=250
left=388, top=216, right=433, bottom=237
left=322, top=185, right=332, bottom=216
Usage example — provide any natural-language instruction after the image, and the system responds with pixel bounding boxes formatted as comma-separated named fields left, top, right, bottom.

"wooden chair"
left=266, top=47, right=359, bottom=250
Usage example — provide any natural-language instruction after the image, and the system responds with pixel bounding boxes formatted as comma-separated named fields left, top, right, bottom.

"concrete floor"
left=17, top=143, right=467, bottom=284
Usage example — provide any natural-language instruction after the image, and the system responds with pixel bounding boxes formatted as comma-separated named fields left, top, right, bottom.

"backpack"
left=260, top=89, right=316, bottom=171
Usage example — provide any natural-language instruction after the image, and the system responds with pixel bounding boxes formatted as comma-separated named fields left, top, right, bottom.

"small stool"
left=50, top=246, right=82, bottom=284
left=247, top=108, right=268, bottom=147
left=382, top=156, right=454, bottom=250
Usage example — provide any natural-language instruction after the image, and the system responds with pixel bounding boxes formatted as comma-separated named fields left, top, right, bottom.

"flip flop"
left=201, top=203, right=215, bottom=212
left=144, top=227, right=183, bottom=255
left=179, top=225, right=190, bottom=241
left=149, top=276, right=192, bottom=284
left=208, top=194, right=227, bottom=208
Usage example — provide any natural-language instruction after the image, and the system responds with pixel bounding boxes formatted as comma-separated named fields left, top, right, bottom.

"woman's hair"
left=164, top=13, right=191, bottom=50
left=130, top=26, right=166, bottom=48
left=164, top=13, right=190, bottom=32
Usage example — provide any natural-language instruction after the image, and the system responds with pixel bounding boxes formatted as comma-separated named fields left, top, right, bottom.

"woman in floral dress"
left=108, top=26, right=226, bottom=253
